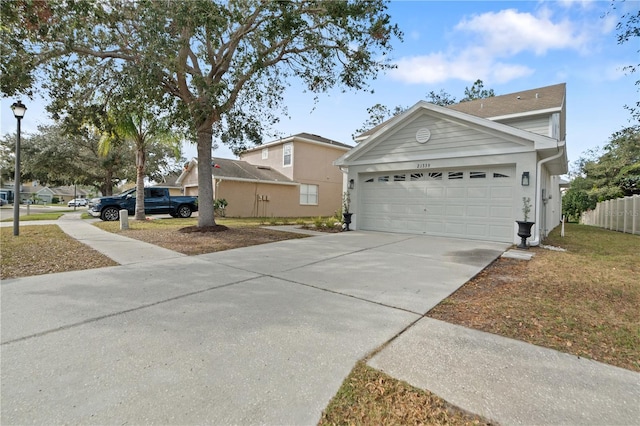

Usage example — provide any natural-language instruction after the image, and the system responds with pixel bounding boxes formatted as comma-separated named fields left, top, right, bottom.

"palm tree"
left=100, top=110, right=181, bottom=220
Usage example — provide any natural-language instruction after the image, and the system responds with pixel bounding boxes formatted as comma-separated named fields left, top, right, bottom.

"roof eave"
left=213, top=176, right=298, bottom=186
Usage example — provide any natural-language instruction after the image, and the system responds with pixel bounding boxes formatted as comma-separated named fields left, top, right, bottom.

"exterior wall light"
left=521, top=171, right=530, bottom=187
left=348, top=179, right=355, bottom=189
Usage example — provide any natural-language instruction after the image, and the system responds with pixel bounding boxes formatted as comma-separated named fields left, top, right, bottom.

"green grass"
left=0, top=211, right=66, bottom=222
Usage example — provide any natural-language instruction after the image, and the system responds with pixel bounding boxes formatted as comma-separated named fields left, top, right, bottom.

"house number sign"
left=417, top=163, right=431, bottom=169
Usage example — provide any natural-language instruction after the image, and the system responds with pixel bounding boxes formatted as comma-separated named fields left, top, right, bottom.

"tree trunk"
left=104, top=170, right=113, bottom=195
left=134, top=148, right=146, bottom=220
left=196, top=127, right=216, bottom=227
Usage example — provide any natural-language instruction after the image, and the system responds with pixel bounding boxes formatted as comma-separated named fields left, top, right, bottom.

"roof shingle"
left=210, top=158, right=293, bottom=183
left=446, top=83, right=566, bottom=118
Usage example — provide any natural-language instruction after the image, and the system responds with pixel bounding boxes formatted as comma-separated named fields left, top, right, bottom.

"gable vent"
left=257, top=166, right=272, bottom=170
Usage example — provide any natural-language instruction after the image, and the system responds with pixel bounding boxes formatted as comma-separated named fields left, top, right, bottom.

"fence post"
left=632, top=195, right=640, bottom=234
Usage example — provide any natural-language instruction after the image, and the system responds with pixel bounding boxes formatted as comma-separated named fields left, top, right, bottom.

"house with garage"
left=334, top=83, right=568, bottom=244
left=177, top=133, right=351, bottom=217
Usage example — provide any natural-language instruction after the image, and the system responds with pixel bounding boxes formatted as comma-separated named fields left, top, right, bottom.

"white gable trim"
left=342, top=145, right=535, bottom=167
left=336, top=101, right=558, bottom=166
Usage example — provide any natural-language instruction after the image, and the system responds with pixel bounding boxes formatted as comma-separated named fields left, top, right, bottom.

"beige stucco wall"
left=240, top=140, right=348, bottom=217
left=241, top=144, right=293, bottom=179
left=181, top=138, right=348, bottom=217
left=214, top=180, right=338, bottom=217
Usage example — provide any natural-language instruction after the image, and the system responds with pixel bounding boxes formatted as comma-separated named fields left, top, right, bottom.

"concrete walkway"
left=2, top=215, right=638, bottom=425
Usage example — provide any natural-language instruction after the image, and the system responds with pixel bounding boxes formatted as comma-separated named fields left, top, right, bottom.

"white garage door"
left=359, top=166, right=516, bottom=242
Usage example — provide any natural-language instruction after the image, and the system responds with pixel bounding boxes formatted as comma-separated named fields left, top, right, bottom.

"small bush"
left=313, top=216, right=325, bottom=228
left=295, top=218, right=306, bottom=226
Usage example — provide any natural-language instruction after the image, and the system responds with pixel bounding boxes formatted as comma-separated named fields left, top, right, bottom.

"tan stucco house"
left=177, top=133, right=351, bottom=217
left=335, top=83, right=568, bottom=245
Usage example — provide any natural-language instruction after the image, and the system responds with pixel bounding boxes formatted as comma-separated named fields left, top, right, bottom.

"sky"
left=1, top=0, right=638, bottom=172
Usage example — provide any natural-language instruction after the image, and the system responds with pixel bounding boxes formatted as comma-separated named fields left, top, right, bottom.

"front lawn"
left=0, top=226, right=117, bottom=279
left=428, top=223, right=639, bottom=372
left=321, top=224, right=638, bottom=424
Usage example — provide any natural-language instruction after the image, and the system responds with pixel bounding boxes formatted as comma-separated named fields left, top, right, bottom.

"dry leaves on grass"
left=428, top=243, right=640, bottom=372
left=115, top=226, right=309, bottom=255
left=319, top=361, right=491, bottom=426
left=0, top=226, right=117, bottom=280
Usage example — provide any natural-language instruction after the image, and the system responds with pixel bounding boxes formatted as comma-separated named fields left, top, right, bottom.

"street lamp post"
left=11, top=101, right=27, bottom=236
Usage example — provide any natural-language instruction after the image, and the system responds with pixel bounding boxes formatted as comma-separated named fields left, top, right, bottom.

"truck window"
left=149, top=188, right=166, bottom=198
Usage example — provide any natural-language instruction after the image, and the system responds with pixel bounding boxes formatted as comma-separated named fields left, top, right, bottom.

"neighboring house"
left=177, top=133, right=351, bottom=217
left=153, top=171, right=183, bottom=196
left=335, top=83, right=568, bottom=244
left=49, top=185, right=91, bottom=204
left=2, top=181, right=90, bottom=204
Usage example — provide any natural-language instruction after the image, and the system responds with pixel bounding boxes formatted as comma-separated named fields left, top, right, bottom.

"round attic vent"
left=416, top=128, right=431, bottom=144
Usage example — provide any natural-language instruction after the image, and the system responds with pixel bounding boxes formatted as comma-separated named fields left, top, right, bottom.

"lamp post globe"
left=11, top=101, right=27, bottom=236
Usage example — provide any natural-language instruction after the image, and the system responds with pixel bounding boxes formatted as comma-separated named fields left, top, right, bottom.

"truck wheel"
left=101, top=207, right=120, bottom=221
left=176, top=205, right=192, bottom=218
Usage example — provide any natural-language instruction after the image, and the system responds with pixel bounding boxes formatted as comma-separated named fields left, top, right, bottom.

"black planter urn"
left=516, top=221, right=535, bottom=249
left=342, top=212, right=353, bottom=231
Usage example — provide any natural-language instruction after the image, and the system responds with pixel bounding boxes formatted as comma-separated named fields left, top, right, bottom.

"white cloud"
left=552, top=0, right=597, bottom=10
left=454, top=9, right=589, bottom=56
left=390, top=7, right=600, bottom=85
left=392, top=50, right=534, bottom=85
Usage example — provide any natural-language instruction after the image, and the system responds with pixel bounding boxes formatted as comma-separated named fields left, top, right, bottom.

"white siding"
left=360, top=113, right=527, bottom=162
left=497, top=116, right=550, bottom=137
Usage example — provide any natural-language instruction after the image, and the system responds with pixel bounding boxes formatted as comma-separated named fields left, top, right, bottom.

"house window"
left=365, top=178, right=374, bottom=183
left=470, top=172, right=486, bottom=179
left=448, top=171, right=463, bottom=180
left=393, top=174, right=406, bottom=182
left=493, top=172, right=510, bottom=178
left=283, top=143, right=292, bottom=167
left=262, top=148, right=268, bottom=160
left=300, top=184, right=318, bottom=205
left=428, top=172, right=442, bottom=180
left=410, top=173, right=424, bottom=181
left=377, top=176, right=389, bottom=182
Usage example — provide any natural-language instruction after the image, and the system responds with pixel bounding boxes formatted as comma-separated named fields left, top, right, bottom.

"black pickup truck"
left=88, top=187, right=198, bottom=221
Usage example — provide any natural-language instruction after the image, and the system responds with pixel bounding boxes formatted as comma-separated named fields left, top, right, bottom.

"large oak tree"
left=2, top=0, right=401, bottom=227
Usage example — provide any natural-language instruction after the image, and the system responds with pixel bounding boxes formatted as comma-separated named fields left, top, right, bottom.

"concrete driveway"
left=1, top=231, right=508, bottom=425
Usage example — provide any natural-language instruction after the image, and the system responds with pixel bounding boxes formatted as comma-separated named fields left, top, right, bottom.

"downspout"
left=530, top=141, right=566, bottom=246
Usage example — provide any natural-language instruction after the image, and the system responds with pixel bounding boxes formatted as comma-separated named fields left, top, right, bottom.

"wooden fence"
left=581, top=194, right=640, bottom=235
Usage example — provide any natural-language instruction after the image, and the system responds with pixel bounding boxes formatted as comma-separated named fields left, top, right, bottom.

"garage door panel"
left=466, top=224, right=488, bottom=237
left=491, top=186, right=513, bottom=199
left=490, top=206, right=511, bottom=219
left=444, top=222, right=467, bottom=236
left=490, top=225, right=513, bottom=240
left=425, top=205, right=445, bottom=215
left=446, top=187, right=466, bottom=198
left=426, top=187, right=445, bottom=198
left=445, top=205, right=465, bottom=216
left=359, top=166, right=515, bottom=242
left=467, top=205, right=489, bottom=218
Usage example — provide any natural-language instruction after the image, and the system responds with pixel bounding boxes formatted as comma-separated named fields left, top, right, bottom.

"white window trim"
left=299, top=184, right=318, bottom=205
left=262, top=147, right=268, bottom=160
left=283, top=142, right=293, bottom=167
